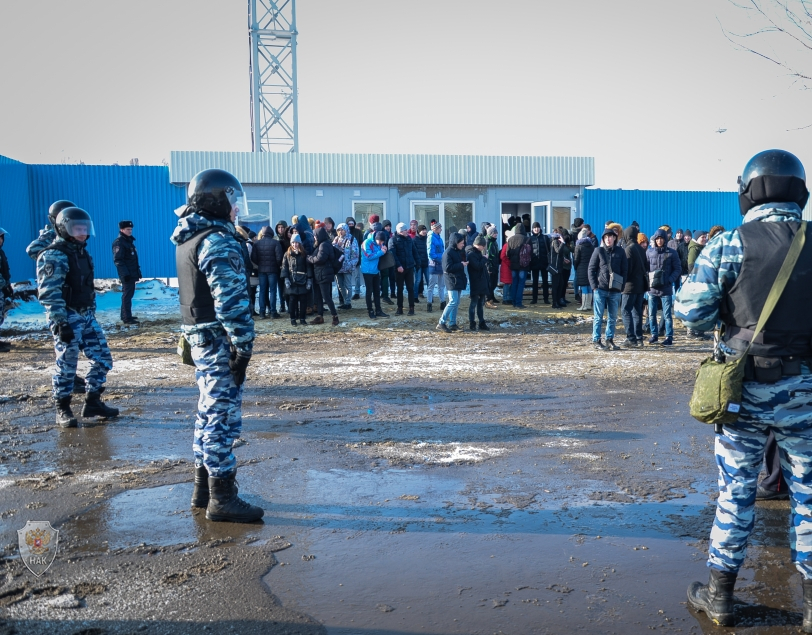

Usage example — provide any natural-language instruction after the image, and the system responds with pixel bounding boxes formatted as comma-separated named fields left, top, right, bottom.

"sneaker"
left=272, top=312, right=281, bottom=319
left=621, top=339, right=637, bottom=348
left=368, top=310, right=377, bottom=319
left=407, top=308, right=415, bottom=316
left=647, top=335, right=659, bottom=345
left=395, top=308, right=404, bottom=315
left=593, top=339, right=607, bottom=350
left=660, top=337, right=673, bottom=346
left=352, top=293, right=360, bottom=300
left=299, top=319, right=307, bottom=325
left=436, top=322, right=449, bottom=332
left=605, top=339, right=620, bottom=351
left=469, top=321, right=477, bottom=331
left=529, top=300, right=537, bottom=305
left=382, top=297, right=394, bottom=305
left=290, top=319, right=297, bottom=326
left=258, top=314, right=267, bottom=320
left=426, top=303, right=433, bottom=313
left=332, top=315, right=340, bottom=326
left=375, top=309, right=389, bottom=318
left=478, top=322, right=490, bottom=331
left=310, top=316, right=325, bottom=325
left=413, top=297, right=420, bottom=304
left=448, top=324, right=460, bottom=332
left=485, top=301, right=498, bottom=309
left=756, top=486, right=789, bottom=501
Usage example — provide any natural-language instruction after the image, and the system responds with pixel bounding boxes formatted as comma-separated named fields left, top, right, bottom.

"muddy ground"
left=0, top=297, right=800, bottom=634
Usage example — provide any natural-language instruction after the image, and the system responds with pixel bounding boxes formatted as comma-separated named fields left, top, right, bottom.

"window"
left=410, top=200, right=474, bottom=243
left=238, top=200, right=273, bottom=237
left=352, top=201, right=386, bottom=230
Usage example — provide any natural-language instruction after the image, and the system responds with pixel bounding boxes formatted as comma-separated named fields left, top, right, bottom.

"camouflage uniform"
left=171, top=213, right=254, bottom=479
left=27, top=227, right=56, bottom=261
left=36, top=238, right=113, bottom=399
left=675, top=202, right=812, bottom=579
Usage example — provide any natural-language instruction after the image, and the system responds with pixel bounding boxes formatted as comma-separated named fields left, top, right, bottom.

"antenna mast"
left=249, top=0, right=299, bottom=152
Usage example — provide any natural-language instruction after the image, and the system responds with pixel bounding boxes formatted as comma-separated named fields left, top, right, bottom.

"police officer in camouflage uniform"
left=171, top=168, right=263, bottom=524
left=0, top=227, right=12, bottom=353
left=37, top=207, right=119, bottom=428
left=676, top=149, right=812, bottom=630
left=27, top=200, right=75, bottom=261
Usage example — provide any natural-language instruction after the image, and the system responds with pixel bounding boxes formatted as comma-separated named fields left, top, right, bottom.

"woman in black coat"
left=306, top=227, right=339, bottom=325
left=465, top=237, right=490, bottom=331
left=572, top=229, right=595, bottom=310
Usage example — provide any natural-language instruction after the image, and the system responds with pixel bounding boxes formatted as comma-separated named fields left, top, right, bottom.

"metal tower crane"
left=248, top=0, right=299, bottom=152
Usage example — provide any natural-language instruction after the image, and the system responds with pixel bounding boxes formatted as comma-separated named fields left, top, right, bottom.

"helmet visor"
left=65, top=219, right=95, bottom=239
left=227, top=188, right=248, bottom=219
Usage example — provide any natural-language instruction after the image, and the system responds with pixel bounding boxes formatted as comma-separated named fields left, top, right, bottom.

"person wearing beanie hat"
left=426, top=221, right=446, bottom=312
left=528, top=221, right=551, bottom=304
left=333, top=223, right=359, bottom=310
left=413, top=224, right=430, bottom=300
left=644, top=228, right=681, bottom=346
left=369, top=214, right=380, bottom=225
left=112, top=219, right=142, bottom=324
left=251, top=225, right=284, bottom=319
left=484, top=225, right=501, bottom=307
left=280, top=233, right=312, bottom=326
left=389, top=221, right=420, bottom=315
left=588, top=227, right=628, bottom=350
left=378, top=220, right=395, bottom=303
left=359, top=228, right=389, bottom=319
left=346, top=217, right=364, bottom=299
left=573, top=226, right=596, bottom=311
left=436, top=232, right=467, bottom=332
left=686, top=231, right=707, bottom=273
left=465, top=235, right=491, bottom=331
left=619, top=224, right=647, bottom=346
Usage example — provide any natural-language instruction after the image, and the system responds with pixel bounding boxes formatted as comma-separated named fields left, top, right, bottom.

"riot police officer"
left=171, top=168, right=263, bottom=523
left=0, top=227, right=12, bottom=353
left=112, top=220, right=142, bottom=324
left=37, top=207, right=119, bottom=428
left=675, top=149, right=812, bottom=630
left=27, top=199, right=75, bottom=261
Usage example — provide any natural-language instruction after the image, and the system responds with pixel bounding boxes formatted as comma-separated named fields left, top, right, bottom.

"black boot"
left=426, top=303, right=432, bottom=313
left=478, top=321, right=490, bottom=331
left=82, top=388, right=120, bottom=418
left=687, top=569, right=737, bottom=627
left=469, top=321, right=477, bottom=331
left=191, top=465, right=209, bottom=508
left=205, top=472, right=264, bottom=523
left=72, top=375, right=86, bottom=394
left=55, top=396, right=78, bottom=428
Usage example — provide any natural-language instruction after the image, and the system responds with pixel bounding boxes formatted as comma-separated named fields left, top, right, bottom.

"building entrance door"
left=411, top=201, right=474, bottom=243
left=532, top=201, right=577, bottom=233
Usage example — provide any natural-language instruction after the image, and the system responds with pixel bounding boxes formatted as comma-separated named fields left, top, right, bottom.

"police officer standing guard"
left=37, top=207, right=119, bottom=428
left=171, top=168, right=263, bottom=524
left=27, top=200, right=75, bottom=261
left=112, top=220, right=142, bottom=324
left=676, top=149, right=812, bottom=630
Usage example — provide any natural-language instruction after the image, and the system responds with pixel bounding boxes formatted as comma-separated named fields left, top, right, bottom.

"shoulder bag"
left=688, top=221, right=806, bottom=427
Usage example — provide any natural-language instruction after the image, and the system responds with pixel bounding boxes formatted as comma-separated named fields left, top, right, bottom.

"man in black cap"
left=112, top=220, right=142, bottom=324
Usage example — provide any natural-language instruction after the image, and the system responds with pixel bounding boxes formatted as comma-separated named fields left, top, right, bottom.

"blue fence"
left=582, top=189, right=741, bottom=238
left=0, top=157, right=185, bottom=281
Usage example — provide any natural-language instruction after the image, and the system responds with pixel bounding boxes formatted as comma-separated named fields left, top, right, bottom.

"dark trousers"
left=364, top=273, right=381, bottom=312
left=530, top=267, right=549, bottom=303
left=487, top=267, right=498, bottom=302
left=120, top=278, right=135, bottom=320
left=249, top=284, right=257, bottom=315
left=380, top=267, right=392, bottom=298
left=621, top=293, right=645, bottom=342
left=559, top=271, right=570, bottom=304
left=551, top=273, right=564, bottom=306
left=314, top=280, right=337, bottom=317
left=396, top=267, right=416, bottom=309
left=278, top=278, right=287, bottom=311
left=288, top=293, right=307, bottom=321
left=468, top=294, right=485, bottom=323
left=761, top=430, right=788, bottom=493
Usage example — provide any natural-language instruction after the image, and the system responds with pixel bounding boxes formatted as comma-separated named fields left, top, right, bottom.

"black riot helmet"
left=738, top=149, right=809, bottom=215
left=186, top=169, right=248, bottom=220
left=54, top=207, right=95, bottom=244
left=48, top=200, right=77, bottom=226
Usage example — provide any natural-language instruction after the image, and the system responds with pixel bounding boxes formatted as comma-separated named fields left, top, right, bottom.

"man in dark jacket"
left=112, top=220, right=142, bottom=324
left=506, top=223, right=529, bottom=308
left=465, top=236, right=490, bottom=331
left=306, top=227, right=339, bottom=325
left=620, top=225, right=648, bottom=347
left=588, top=228, right=628, bottom=350
left=528, top=222, right=550, bottom=304
left=437, top=232, right=467, bottom=332
left=389, top=222, right=420, bottom=315
left=251, top=226, right=284, bottom=318
left=465, top=222, right=478, bottom=247
left=347, top=216, right=364, bottom=299
left=646, top=228, right=681, bottom=346
left=0, top=227, right=12, bottom=352
left=413, top=224, right=430, bottom=300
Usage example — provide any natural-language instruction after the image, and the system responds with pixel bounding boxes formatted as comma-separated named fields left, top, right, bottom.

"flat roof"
left=170, top=151, right=594, bottom=187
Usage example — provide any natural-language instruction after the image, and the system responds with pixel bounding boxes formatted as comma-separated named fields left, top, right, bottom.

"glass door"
left=239, top=200, right=273, bottom=236
left=413, top=204, right=440, bottom=234
left=411, top=201, right=474, bottom=243
left=532, top=201, right=576, bottom=234
left=531, top=203, right=549, bottom=232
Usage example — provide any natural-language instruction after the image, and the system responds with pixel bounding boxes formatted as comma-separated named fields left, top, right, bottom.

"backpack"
left=519, top=242, right=532, bottom=268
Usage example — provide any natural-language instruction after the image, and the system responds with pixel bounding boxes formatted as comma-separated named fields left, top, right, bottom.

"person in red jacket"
left=499, top=236, right=513, bottom=305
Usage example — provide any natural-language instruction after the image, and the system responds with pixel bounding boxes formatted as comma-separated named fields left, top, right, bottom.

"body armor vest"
left=45, top=242, right=95, bottom=310
left=720, top=220, right=812, bottom=358
left=176, top=227, right=224, bottom=326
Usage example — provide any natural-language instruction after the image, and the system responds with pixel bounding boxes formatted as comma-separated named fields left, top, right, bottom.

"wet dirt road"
left=0, top=309, right=803, bottom=634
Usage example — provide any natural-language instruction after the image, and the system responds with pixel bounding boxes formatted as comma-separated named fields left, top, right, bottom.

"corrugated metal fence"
left=0, top=157, right=185, bottom=281
left=582, top=189, right=742, bottom=237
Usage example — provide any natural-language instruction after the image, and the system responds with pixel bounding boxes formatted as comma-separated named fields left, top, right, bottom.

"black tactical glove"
left=228, top=349, right=251, bottom=386
left=54, top=322, right=75, bottom=343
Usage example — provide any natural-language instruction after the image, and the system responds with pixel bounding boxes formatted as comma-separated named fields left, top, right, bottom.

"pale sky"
left=1, top=0, right=810, bottom=191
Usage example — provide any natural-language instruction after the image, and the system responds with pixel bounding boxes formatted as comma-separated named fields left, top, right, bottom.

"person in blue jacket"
left=360, top=231, right=389, bottom=320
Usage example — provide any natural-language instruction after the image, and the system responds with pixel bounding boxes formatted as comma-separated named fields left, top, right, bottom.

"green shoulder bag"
left=688, top=221, right=807, bottom=426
